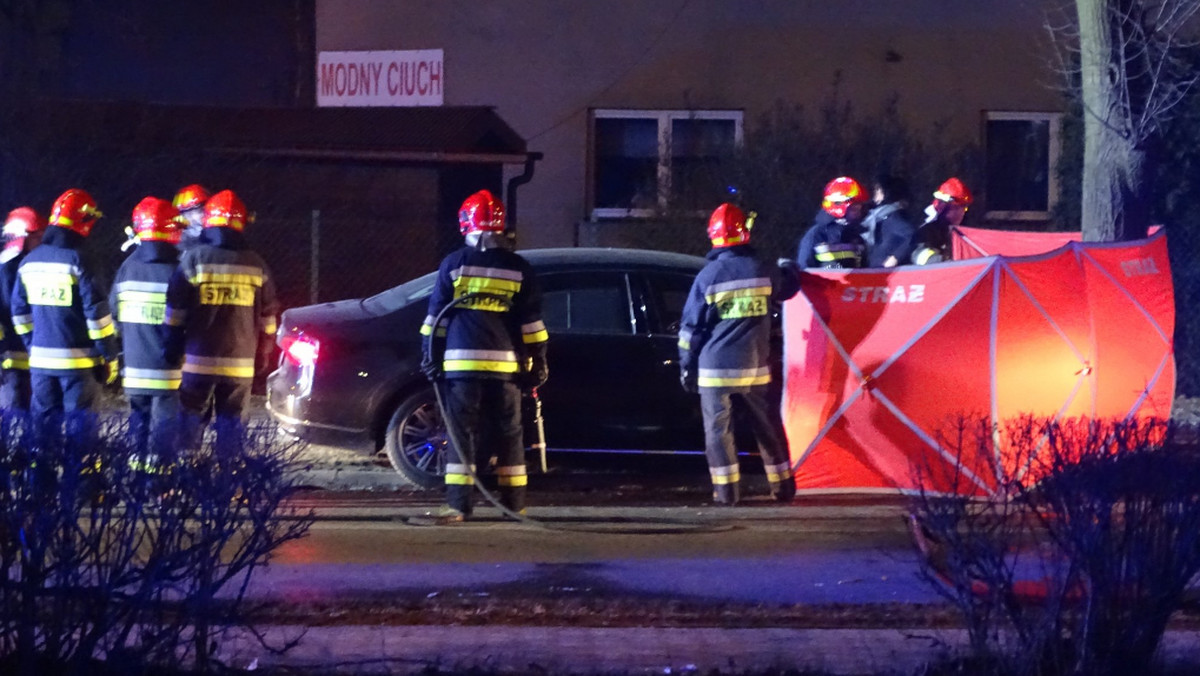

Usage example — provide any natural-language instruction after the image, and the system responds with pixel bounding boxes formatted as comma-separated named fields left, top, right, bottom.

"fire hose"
left=422, top=292, right=732, bottom=535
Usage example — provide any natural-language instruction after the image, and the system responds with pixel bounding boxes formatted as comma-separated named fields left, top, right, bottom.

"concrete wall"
left=316, top=0, right=1065, bottom=248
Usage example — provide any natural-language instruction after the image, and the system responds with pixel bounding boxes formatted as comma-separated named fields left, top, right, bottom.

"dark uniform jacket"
left=163, top=228, right=279, bottom=381
left=862, top=202, right=916, bottom=268
left=0, top=251, right=30, bottom=370
left=911, top=216, right=952, bottom=264
left=10, top=227, right=116, bottom=375
left=110, top=241, right=182, bottom=394
left=420, top=245, right=547, bottom=381
left=795, top=211, right=867, bottom=269
left=678, top=245, right=796, bottom=392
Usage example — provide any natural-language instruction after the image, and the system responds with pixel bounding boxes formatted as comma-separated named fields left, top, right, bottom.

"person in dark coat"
left=679, top=203, right=799, bottom=506
left=0, top=207, right=45, bottom=411
left=912, top=177, right=973, bottom=265
left=862, top=175, right=916, bottom=268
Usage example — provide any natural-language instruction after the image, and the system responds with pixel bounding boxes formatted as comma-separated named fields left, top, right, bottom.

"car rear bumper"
left=266, top=371, right=377, bottom=452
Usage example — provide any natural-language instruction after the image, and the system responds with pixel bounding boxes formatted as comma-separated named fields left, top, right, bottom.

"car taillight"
left=281, top=334, right=320, bottom=367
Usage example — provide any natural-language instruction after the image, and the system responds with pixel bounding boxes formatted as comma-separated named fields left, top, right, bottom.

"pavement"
left=218, top=493, right=1200, bottom=675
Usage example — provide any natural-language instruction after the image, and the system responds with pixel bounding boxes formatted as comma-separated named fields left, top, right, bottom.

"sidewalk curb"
left=218, top=625, right=1200, bottom=675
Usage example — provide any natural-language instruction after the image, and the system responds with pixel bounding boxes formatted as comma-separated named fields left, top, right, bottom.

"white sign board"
left=317, top=50, right=444, bottom=107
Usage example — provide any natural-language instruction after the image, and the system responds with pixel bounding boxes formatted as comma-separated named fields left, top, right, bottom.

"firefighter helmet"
left=707, top=203, right=751, bottom=247
left=49, top=189, right=103, bottom=237
left=821, top=177, right=867, bottom=219
left=458, top=190, right=505, bottom=236
left=3, top=207, right=45, bottom=240
left=203, top=190, right=249, bottom=231
left=933, top=177, right=973, bottom=206
left=131, top=197, right=183, bottom=244
left=173, top=184, right=210, bottom=212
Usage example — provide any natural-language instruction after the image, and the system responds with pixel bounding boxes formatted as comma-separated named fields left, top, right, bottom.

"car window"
left=540, top=271, right=633, bottom=335
left=643, top=272, right=697, bottom=334
left=361, top=272, right=436, bottom=315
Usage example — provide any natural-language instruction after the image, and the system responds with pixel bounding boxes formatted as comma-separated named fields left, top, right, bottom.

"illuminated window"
left=984, top=111, right=1062, bottom=221
left=590, top=109, right=742, bottom=219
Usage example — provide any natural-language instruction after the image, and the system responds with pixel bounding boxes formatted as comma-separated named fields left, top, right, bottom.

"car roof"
left=517, top=247, right=705, bottom=271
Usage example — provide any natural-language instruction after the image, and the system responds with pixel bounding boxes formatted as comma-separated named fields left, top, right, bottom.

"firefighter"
left=679, top=203, right=798, bottom=506
left=795, top=176, right=869, bottom=269
left=164, top=189, right=279, bottom=440
left=420, top=189, right=547, bottom=524
left=0, top=207, right=46, bottom=410
left=10, top=189, right=117, bottom=423
left=111, top=197, right=184, bottom=460
left=911, top=177, right=972, bottom=265
left=172, top=184, right=210, bottom=252
left=862, top=174, right=916, bottom=268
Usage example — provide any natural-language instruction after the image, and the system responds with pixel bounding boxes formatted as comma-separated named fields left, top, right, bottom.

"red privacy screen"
left=782, top=230, right=1175, bottom=495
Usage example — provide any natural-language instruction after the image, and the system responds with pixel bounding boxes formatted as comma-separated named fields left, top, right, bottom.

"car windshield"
left=361, top=271, right=437, bottom=315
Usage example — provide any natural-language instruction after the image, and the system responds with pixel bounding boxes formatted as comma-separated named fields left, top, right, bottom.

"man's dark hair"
left=873, top=174, right=911, bottom=204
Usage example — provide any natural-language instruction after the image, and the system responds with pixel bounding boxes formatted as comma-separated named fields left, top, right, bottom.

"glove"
left=420, top=353, right=442, bottom=382
left=522, top=357, right=549, bottom=391
left=103, top=359, right=119, bottom=386
left=680, top=367, right=698, bottom=394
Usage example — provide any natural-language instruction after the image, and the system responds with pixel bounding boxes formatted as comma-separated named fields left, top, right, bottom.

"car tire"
left=384, top=387, right=451, bottom=490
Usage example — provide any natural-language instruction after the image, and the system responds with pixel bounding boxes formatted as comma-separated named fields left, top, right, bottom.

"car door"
left=630, top=269, right=706, bottom=449
left=537, top=269, right=683, bottom=450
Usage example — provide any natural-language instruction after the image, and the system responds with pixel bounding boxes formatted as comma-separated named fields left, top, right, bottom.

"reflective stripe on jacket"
left=111, top=241, right=182, bottom=393
left=10, top=228, right=116, bottom=375
left=678, top=245, right=783, bottom=393
left=421, top=246, right=546, bottom=380
left=164, top=228, right=279, bottom=382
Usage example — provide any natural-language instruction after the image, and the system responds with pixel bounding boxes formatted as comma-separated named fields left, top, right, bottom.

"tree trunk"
left=1077, top=0, right=1152, bottom=241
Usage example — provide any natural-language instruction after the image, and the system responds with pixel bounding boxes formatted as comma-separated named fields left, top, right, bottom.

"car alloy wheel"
left=384, top=388, right=450, bottom=489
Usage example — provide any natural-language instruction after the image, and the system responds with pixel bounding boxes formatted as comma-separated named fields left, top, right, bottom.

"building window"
left=984, top=111, right=1062, bottom=221
left=591, top=109, right=742, bottom=219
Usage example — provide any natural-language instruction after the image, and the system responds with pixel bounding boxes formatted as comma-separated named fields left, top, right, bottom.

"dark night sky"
left=59, top=1, right=309, bottom=106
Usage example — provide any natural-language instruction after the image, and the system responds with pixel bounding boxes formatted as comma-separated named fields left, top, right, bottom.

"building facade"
left=318, top=1, right=1066, bottom=250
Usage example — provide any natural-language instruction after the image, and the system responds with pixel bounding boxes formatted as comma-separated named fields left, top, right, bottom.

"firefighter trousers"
left=179, top=374, right=252, bottom=449
left=700, top=386, right=795, bottom=505
left=128, top=392, right=181, bottom=470
left=441, top=377, right=526, bottom=516
left=0, top=369, right=31, bottom=412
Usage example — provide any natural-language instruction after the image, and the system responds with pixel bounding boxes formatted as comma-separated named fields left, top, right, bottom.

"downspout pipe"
left=505, top=151, right=543, bottom=235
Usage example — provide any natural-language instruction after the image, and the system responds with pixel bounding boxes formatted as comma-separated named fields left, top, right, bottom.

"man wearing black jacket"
left=420, top=190, right=547, bottom=523
left=111, top=197, right=184, bottom=458
left=679, top=203, right=799, bottom=506
left=862, top=175, right=916, bottom=268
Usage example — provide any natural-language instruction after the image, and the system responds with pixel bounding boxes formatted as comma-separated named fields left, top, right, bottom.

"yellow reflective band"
left=88, top=323, right=116, bottom=340
left=190, top=271, right=263, bottom=287
left=522, top=329, right=549, bottom=344
left=497, top=475, right=528, bottom=487
left=443, top=360, right=521, bottom=373
left=13, top=323, right=32, bottom=336
left=444, top=473, right=475, bottom=486
left=123, top=377, right=182, bottom=390
left=705, top=286, right=771, bottom=305
left=710, top=471, right=741, bottom=485
left=815, top=250, right=858, bottom=262
left=182, top=363, right=255, bottom=378
left=29, top=355, right=102, bottom=369
left=137, top=231, right=177, bottom=242
left=263, top=319, right=278, bottom=335
left=2, top=354, right=29, bottom=369
left=0, top=326, right=4, bottom=340
left=419, top=324, right=433, bottom=336
left=698, top=374, right=771, bottom=388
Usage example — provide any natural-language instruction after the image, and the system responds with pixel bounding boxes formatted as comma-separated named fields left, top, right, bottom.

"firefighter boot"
left=712, top=481, right=740, bottom=506
left=770, top=478, right=796, bottom=503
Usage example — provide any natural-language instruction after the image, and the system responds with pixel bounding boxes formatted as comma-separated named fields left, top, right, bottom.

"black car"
left=266, top=247, right=710, bottom=487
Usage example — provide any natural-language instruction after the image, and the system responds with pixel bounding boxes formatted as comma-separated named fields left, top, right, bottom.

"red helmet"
left=49, top=189, right=103, bottom=237
left=3, top=207, right=46, bottom=239
left=933, top=177, right=973, bottom=205
left=131, top=197, right=183, bottom=244
left=821, top=177, right=868, bottom=219
left=707, top=203, right=751, bottom=247
left=204, top=189, right=248, bottom=231
left=458, top=190, right=505, bottom=236
left=173, top=184, right=210, bottom=212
